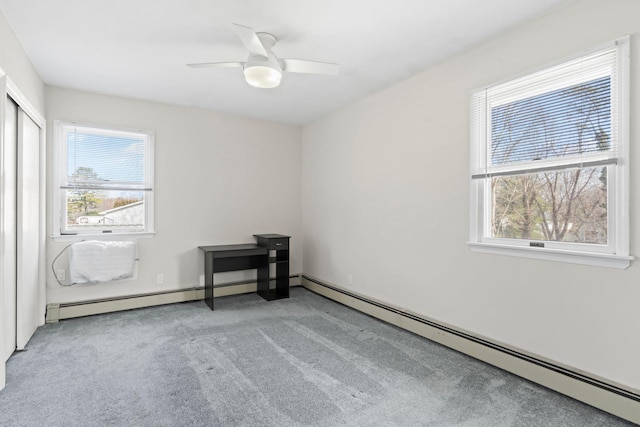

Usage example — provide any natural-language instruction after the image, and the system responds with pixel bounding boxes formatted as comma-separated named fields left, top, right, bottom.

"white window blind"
left=471, top=47, right=618, bottom=179
left=63, top=125, right=150, bottom=191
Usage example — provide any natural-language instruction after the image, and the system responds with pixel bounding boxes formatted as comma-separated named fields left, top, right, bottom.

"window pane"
left=67, top=128, right=145, bottom=185
left=491, top=167, right=607, bottom=244
left=66, top=189, right=144, bottom=230
left=491, top=76, right=611, bottom=166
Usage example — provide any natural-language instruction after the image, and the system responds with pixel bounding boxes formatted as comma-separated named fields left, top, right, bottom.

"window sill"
left=468, top=242, right=633, bottom=269
left=52, top=232, right=155, bottom=243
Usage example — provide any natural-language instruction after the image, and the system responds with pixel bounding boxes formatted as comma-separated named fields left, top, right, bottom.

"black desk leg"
left=256, top=254, right=270, bottom=300
left=204, top=253, right=214, bottom=310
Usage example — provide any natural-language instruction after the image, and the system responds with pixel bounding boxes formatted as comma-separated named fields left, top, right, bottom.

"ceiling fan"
left=187, top=23, right=339, bottom=89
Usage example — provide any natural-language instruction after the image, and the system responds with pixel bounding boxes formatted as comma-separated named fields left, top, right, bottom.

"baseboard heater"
left=46, top=275, right=301, bottom=323
left=301, top=275, right=640, bottom=425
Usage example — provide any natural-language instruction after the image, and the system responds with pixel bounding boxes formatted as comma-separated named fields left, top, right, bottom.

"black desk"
left=198, top=244, right=268, bottom=310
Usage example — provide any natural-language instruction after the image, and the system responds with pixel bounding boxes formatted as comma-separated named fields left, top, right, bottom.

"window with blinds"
left=55, top=121, right=154, bottom=235
left=469, top=37, right=630, bottom=266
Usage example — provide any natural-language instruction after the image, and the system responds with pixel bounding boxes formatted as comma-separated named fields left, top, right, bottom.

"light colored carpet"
left=0, top=287, right=633, bottom=426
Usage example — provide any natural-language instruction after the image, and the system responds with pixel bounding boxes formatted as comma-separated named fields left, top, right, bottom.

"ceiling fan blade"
left=187, top=62, right=244, bottom=69
left=281, top=59, right=339, bottom=75
left=232, top=23, right=268, bottom=58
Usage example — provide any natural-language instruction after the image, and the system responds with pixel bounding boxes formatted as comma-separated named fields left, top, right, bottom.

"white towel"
left=69, top=240, right=136, bottom=284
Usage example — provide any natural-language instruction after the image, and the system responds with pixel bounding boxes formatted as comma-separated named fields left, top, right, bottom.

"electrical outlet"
left=156, top=273, right=164, bottom=284
left=56, top=269, right=66, bottom=281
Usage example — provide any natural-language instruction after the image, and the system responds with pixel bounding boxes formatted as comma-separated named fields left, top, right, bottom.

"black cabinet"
left=254, top=234, right=290, bottom=301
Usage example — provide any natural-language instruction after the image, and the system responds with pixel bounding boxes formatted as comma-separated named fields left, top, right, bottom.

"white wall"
left=302, top=0, right=640, bottom=392
left=46, top=87, right=302, bottom=304
left=0, top=11, right=44, bottom=113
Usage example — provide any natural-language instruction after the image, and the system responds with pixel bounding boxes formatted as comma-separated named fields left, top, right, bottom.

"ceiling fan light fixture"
left=244, top=65, right=282, bottom=88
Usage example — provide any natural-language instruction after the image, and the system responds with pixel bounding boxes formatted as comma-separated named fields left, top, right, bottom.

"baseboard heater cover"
left=301, top=275, right=640, bottom=425
left=46, top=275, right=302, bottom=323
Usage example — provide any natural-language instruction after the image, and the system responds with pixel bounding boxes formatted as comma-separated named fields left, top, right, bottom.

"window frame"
left=468, top=37, right=632, bottom=269
left=52, top=120, right=155, bottom=240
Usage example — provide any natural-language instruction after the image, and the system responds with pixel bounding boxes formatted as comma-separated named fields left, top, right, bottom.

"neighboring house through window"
left=469, top=37, right=631, bottom=268
left=53, top=121, right=154, bottom=237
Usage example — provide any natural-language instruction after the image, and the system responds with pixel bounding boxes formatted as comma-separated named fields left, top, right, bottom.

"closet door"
left=1, top=96, right=17, bottom=363
left=16, top=108, right=40, bottom=349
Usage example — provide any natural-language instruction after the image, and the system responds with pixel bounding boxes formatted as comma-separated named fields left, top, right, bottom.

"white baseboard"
left=46, top=275, right=301, bottom=322
left=301, top=276, right=640, bottom=425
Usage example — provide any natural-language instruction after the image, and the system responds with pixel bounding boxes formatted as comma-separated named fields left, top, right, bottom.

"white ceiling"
left=0, top=0, right=571, bottom=125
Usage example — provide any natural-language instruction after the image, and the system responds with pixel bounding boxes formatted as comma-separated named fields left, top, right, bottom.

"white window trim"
left=468, top=37, right=632, bottom=269
left=468, top=242, right=633, bottom=270
left=52, top=120, right=155, bottom=241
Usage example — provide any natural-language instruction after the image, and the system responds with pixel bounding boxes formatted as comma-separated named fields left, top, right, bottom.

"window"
left=469, top=38, right=631, bottom=268
left=54, top=121, right=154, bottom=237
